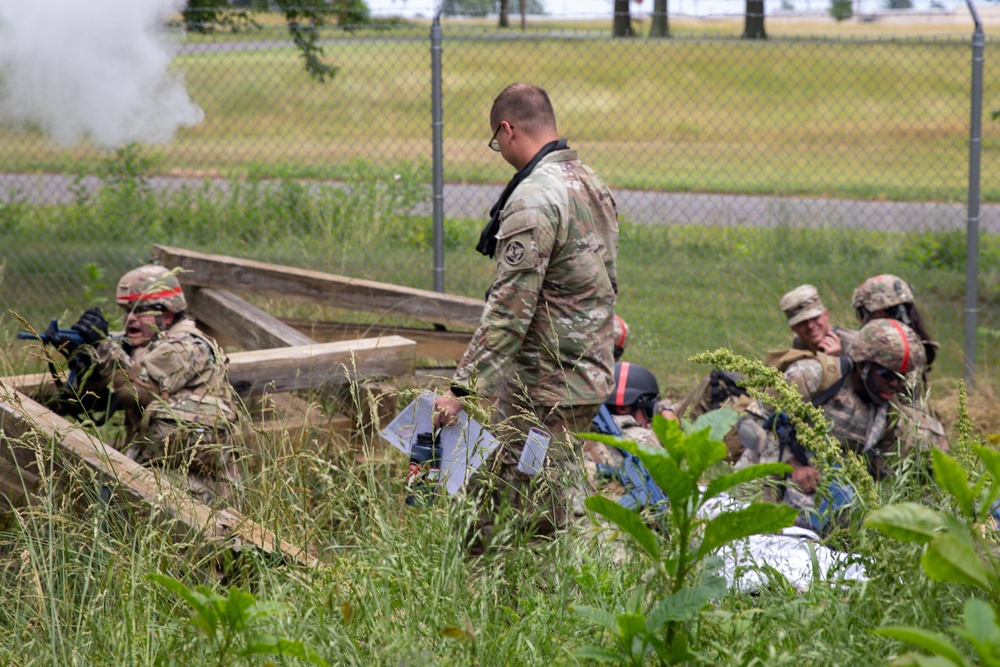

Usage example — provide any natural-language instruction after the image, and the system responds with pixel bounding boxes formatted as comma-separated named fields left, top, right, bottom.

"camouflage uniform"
left=583, top=412, right=659, bottom=500
left=737, top=320, right=947, bottom=529
left=92, top=317, right=242, bottom=506
left=454, top=147, right=619, bottom=537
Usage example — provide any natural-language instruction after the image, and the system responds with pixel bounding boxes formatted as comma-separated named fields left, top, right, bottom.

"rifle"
left=17, top=318, right=86, bottom=348
left=16, top=317, right=119, bottom=425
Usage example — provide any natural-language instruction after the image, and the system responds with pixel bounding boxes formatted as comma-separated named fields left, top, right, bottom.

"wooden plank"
left=4, top=337, right=417, bottom=398
left=0, top=388, right=315, bottom=567
left=282, top=319, right=472, bottom=362
left=151, top=245, right=485, bottom=330
left=188, top=287, right=315, bottom=350
left=226, top=337, right=416, bottom=395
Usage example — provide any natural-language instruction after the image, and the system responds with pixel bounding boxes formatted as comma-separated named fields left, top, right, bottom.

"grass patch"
left=0, top=32, right=996, bottom=201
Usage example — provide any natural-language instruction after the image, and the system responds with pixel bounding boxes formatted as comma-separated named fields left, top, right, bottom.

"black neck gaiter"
left=476, top=139, right=568, bottom=258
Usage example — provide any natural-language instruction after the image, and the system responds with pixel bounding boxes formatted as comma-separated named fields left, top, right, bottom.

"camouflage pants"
left=466, top=401, right=601, bottom=549
left=736, top=415, right=856, bottom=534
left=125, top=416, right=243, bottom=508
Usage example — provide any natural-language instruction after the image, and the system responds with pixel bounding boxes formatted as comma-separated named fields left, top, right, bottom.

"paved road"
left=1, top=172, right=996, bottom=232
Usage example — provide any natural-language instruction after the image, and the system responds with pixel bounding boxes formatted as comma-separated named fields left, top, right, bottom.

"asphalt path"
left=2, top=172, right=996, bottom=233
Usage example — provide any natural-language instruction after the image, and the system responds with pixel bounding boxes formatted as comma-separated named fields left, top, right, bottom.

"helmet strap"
left=860, top=362, right=888, bottom=406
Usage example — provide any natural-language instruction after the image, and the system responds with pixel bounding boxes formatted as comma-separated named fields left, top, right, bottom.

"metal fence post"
left=431, top=5, right=445, bottom=294
left=964, top=0, right=984, bottom=385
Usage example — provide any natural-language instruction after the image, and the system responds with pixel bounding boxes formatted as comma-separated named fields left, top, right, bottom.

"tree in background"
left=613, top=0, right=633, bottom=36
left=649, top=0, right=669, bottom=37
left=181, top=0, right=370, bottom=81
left=829, top=0, right=853, bottom=20
left=885, top=0, right=914, bottom=8
left=743, top=0, right=767, bottom=38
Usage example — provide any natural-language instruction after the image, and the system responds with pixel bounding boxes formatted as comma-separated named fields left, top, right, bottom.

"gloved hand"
left=71, top=307, right=109, bottom=346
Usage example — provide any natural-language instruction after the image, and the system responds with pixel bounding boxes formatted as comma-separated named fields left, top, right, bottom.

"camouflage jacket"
left=93, top=317, right=239, bottom=435
left=452, top=148, right=619, bottom=408
left=742, top=357, right=946, bottom=476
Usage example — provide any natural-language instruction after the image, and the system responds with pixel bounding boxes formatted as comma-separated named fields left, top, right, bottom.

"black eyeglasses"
left=488, top=123, right=512, bottom=151
left=872, top=365, right=904, bottom=383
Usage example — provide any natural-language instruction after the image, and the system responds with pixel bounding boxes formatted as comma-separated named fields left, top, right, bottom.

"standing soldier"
left=70, top=264, right=242, bottom=506
left=432, top=83, right=619, bottom=543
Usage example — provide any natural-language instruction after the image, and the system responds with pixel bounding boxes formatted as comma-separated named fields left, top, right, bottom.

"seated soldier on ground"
left=784, top=283, right=857, bottom=356
left=735, top=319, right=946, bottom=533
left=850, top=273, right=947, bottom=446
left=68, top=264, right=243, bottom=506
left=586, top=361, right=665, bottom=509
left=664, top=285, right=854, bottom=462
left=613, top=313, right=629, bottom=362
left=851, top=274, right=939, bottom=379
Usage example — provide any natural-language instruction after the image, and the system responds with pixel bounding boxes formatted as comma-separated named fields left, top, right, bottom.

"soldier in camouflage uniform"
left=851, top=274, right=939, bottom=377
left=850, top=273, right=947, bottom=449
left=735, top=319, right=945, bottom=532
left=433, top=83, right=618, bottom=540
left=666, top=285, right=855, bottom=461
left=783, top=284, right=857, bottom=356
left=70, top=265, right=242, bottom=506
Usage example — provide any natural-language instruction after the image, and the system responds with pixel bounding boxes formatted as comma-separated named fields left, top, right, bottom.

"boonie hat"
left=780, top=284, right=825, bottom=327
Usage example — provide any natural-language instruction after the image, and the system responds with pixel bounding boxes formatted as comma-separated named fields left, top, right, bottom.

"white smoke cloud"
left=0, top=0, right=204, bottom=147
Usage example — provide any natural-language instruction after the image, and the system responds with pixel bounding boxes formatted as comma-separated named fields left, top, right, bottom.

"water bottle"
left=405, top=431, right=441, bottom=507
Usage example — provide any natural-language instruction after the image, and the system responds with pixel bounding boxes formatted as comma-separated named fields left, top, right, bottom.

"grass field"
left=1, top=23, right=997, bottom=201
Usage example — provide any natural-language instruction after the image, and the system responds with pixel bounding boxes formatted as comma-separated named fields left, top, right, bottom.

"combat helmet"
left=852, top=275, right=914, bottom=321
left=606, top=362, right=660, bottom=418
left=613, top=314, right=630, bottom=360
left=116, top=265, right=187, bottom=314
left=849, top=319, right=925, bottom=377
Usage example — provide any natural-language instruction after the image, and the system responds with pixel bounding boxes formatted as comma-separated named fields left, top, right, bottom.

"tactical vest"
left=142, top=317, right=239, bottom=429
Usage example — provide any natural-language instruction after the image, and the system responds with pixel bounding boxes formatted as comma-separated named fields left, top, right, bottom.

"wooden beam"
left=188, top=287, right=315, bottom=350
left=151, top=245, right=485, bottom=331
left=226, top=337, right=416, bottom=396
left=0, top=388, right=315, bottom=567
left=5, top=337, right=417, bottom=398
left=282, top=319, right=471, bottom=362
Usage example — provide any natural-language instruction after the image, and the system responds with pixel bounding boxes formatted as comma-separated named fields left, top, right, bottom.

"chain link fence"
left=1, top=8, right=997, bottom=392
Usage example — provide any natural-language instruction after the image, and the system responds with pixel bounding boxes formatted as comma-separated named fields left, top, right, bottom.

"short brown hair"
left=490, top=83, right=557, bottom=136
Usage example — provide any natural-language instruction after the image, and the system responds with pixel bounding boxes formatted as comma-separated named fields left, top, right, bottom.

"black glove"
left=71, top=307, right=109, bottom=346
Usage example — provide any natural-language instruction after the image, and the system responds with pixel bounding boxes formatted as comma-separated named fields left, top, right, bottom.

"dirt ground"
left=930, top=379, right=1000, bottom=440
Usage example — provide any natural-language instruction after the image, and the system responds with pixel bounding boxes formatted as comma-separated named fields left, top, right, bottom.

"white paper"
left=516, top=427, right=550, bottom=476
left=380, top=391, right=502, bottom=496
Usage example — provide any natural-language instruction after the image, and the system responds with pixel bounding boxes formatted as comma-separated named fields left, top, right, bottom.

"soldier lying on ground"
left=735, top=319, right=948, bottom=534
left=67, top=264, right=243, bottom=506
left=585, top=361, right=666, bottom=509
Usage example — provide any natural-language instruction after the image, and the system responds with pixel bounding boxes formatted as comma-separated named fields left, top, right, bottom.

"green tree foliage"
left=180, top=0, right=371, bottom=82
left=829, top=0, right=854, bottom=21
left=886, top=0, right=914, bottom=8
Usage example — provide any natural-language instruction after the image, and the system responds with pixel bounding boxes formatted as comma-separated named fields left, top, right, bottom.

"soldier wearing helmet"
left=851, top=274, right=938, bottom=374
left=613, top=314, right=630, bottom=361
left=735, top=319, right=947, bottom=533
left=69, top=264, right=242, bottom=506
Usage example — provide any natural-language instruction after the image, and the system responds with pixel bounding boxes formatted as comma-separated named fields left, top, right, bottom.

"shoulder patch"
left=503, top=239, right=527, bottom=266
